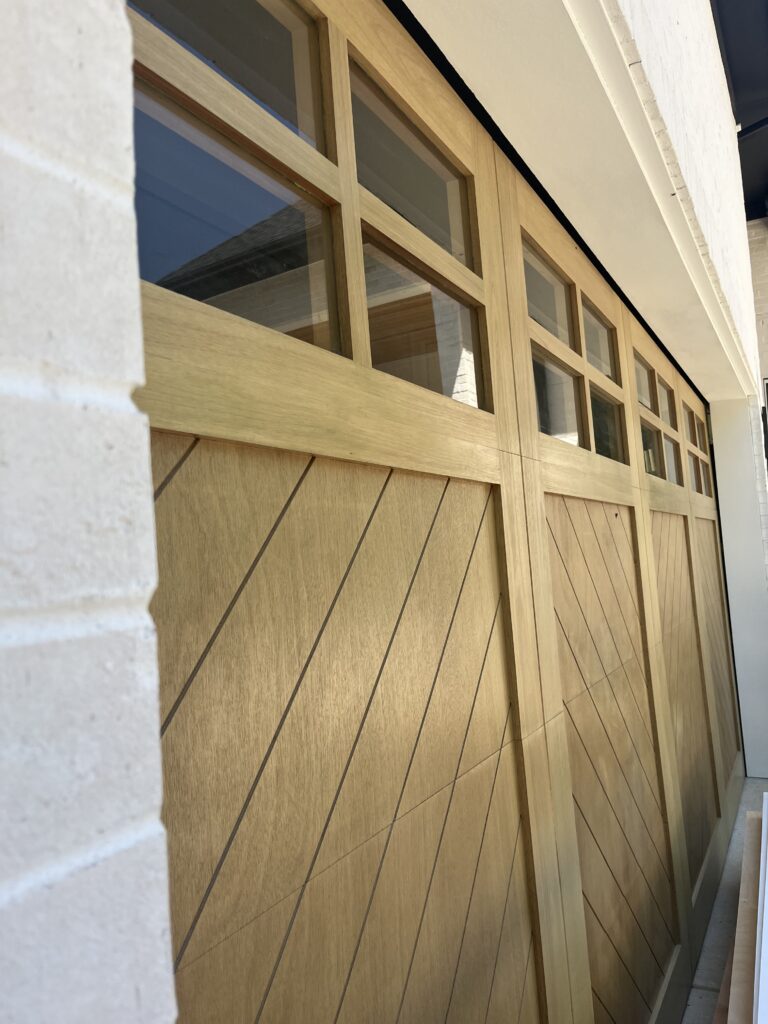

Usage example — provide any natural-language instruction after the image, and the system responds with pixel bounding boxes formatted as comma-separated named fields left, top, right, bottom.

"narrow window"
left=657, top=379, right=676, bottom=428
left=591, top=389, right=625, bottom=463
left=350, top=64, right=472, bottom=266
left=684, top=405, right=697, bottom=444
left=583, top=301, right=618, bottom=381
left=701, top=461, right=713, bottom=497
left=696, top=416, right=708, bottom=452
left=635, top=356, right=656, bottom=412
left=134, top=84, right=338, bottom=350
left=663, top=436, right=682, bottom=485
left=688, top=452, right=703, bottom=493
left=523, top=247, right=574, bottom=348
left=532, top=353, right=583, bottom=447
left=641, top=423, right=663, bottom=477
left=363, top=242, right=484, bottom=407
left=131, top=0, right=324, bottom=149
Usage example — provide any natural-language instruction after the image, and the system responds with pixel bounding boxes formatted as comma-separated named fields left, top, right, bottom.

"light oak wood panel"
left=695, top=517, right=740, bottom=783
left=651, top=510, right=718, bottom=888
left=149, top=430, right=196, bottom=493
left=728, top=812, right=761, bottom=1024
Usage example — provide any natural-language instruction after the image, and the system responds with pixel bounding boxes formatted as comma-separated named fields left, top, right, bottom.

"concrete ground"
left=681, top=776, right=768, bottom=1023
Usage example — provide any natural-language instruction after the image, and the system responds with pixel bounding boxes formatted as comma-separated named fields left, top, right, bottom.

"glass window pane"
left=532, top=354, right=583, bottom=447
left=350, top=65, right=471, bottom=266
left=583, top=302, right=617, bottom=380
left=635, top=357, right=656, bottom=412
left=591, top=390, right=625, bottom=462
left=641, top=423, right=663, bottom=477
left=363, top=242, right=483, bottom=407
left=131, top=0, right=323, bottom=149
left=663, top=436, right=682, bottom=485
left=701, top=462, right=713, bottom=496
left=688, top=452, right=703, bottom=493
left=684, top=406, right=697, bottom=444
left=134, top=85, right=338, bottom=350
left=658, top=380, right=676, bottom=428
left=696, top=416, right=708, bottom=451
left=523, top=247, right=574, bottom=348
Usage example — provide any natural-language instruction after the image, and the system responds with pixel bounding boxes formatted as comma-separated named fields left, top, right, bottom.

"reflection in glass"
left=524, top=247, right=574, bottom=347
left=697, top=417, right=708, bottom=452
left=134, top=85, right=337, bottom=350
left=131, top=0, right=323, bottom=148
left=688, top=452, right=703, bottom=493
left=641, top=423, right=663, bottom=477
left=591, top=390, right=624, bottom=462
left=658, top=380, right=676, bottom=428
left=701, top=462, right=713, bottom=497
left=684, top=406, right=697, bottom=444
left=532, top=354, right=582, bottom=446
left=350, top=65, right=471, bottom=266
left=362, top=242, right=483, bottom=407
left=663, top=435, right=682, bottom=485
left=583, top=302, right=616, bottom=380
left=635, top=357, right=655, bottom=411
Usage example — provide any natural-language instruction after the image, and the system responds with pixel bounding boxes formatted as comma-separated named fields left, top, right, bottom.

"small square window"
left=663, top=435, right=682, bottom=485
left=635, top=357, right=656, bottom=412
left=583, top=301, right=618, bottom=381
left=696, top=416, right=708, bottom=452
left=641, top=423, right=663, bottom=477
left=532, top=351, right=583, bottom=447
left=688, top=452, right=703, bottom=493
left=701, top=461, right=713, bottom=497
left=363, top=241, right=484, bottom=408
left=523, top=246, right=575, bottom=348
left=591, top=389, right=625, bottom=463
left=684, top=405, right=697, bottom=445
left=657, top=380, right=676, bottom=429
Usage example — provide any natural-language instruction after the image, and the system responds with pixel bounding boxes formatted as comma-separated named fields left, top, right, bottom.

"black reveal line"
left=160, top=455, right=314, bottom=736
left=173, top=467, right=393, bottom=971
left=394, top=597, right=502, bottom=1023
left=443, top=702, right=513, bottom=1023
left=154, top=436, right=199, bottom=501
left=333, top=487, right=492, bottom=1023
left=253, top=477, right=451, bottom=1022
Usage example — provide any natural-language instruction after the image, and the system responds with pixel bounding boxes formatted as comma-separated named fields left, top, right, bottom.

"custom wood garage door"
left=150, top=432, right=539, bottom=1023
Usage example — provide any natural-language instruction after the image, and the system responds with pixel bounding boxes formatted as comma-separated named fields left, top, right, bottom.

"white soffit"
left=403, top=0, right=756, bottom=399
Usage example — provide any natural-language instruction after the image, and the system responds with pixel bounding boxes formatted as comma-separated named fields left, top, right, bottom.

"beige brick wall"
left=0, top=2, right=175, bottom=1020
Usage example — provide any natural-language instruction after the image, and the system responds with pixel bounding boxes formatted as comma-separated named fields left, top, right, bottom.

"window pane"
left=363, top=242, right=483, bottom=407
left=532, top=354, right=582, bottom=446
left=696, top=416, right=708, bottom=452
left=663, top=436, right=682, bottom=485
left=701, top=461, right=713, bottom=496
left=591, top=390, right=624, bottom=462
left=641, top=423, right=663, bottom=477
left=523, top=247, right=574, bottom=348
left=688, top=452, right=703, bottom=493
left=658, top=380, right=676, bottom=428
left=350, top=65, right=471, bottom=266
left=635, top=357, right=655, bottom=411
left=134, top=86, right=338, bottom=351
left=684, top=406, right=697, bottom=444
left=583, top=302, right=617, bottom=380
left=131, top=0, right=323, bottom=149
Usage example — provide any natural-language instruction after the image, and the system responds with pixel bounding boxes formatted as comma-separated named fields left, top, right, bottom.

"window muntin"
left=657, top=379, right=676, bottom=429
left=532, top=352, right=583, bottom=447
left=591, top=389, right=625, bottom=463
left=635, top=356, right=656, bottom=413
left=641, top=422, right=663, bottom=477
left=350, top=64, right=472, bottom=267
left=131, top=0, right=324, bottom=149
left=663, top=435, right=682, bottom=485
left=363, top=242, right=484, bottom=407
left=523, top=246, right=575, bottom=348
left=583, top=301, right=617, bottom=381
left=134, top=84, right=338, bottom=351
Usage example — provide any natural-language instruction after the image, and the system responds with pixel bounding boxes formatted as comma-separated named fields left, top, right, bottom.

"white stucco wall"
left=749, top=217, right=768, bottom=382
left=0, top=1, right=175, bottom=1020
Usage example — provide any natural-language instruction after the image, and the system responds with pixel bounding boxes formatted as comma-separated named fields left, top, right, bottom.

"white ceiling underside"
left=404, top=0, right=757, bottom=399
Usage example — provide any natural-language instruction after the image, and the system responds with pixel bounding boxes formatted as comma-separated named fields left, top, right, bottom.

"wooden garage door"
left=150, top=431, right=539, bottom=1023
